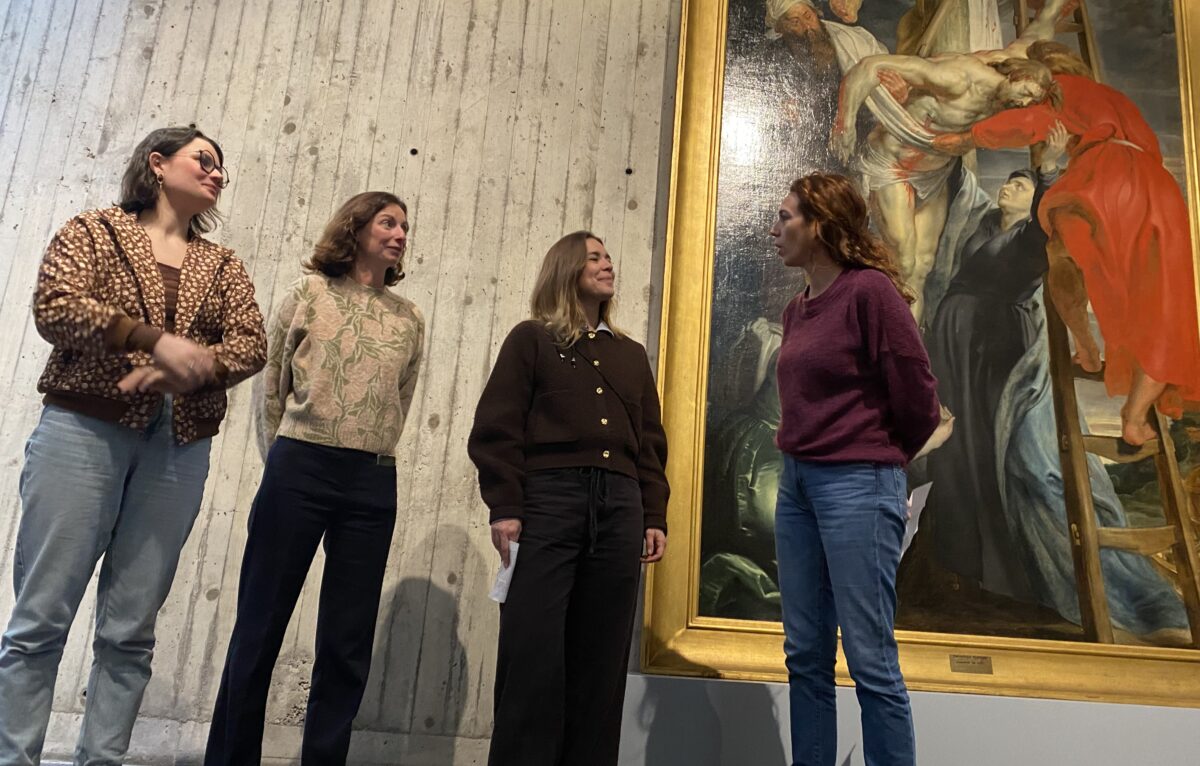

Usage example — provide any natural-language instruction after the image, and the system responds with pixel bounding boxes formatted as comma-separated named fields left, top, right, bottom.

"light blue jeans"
left=0, top=401, right=210, bottom=765
left=775, top=457, right=914, bottom=766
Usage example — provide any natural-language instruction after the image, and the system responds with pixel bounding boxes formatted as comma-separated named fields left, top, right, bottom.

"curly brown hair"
left=305, top=191, right=409, bottom=286
left=789, top=174, right=915, bottom=304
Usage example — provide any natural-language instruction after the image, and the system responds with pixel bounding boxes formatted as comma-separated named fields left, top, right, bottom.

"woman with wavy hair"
left=468, top=231, right=669, bottom=766
left=205, top=191, right=424, bottom=766
left=768, top=173, right=944, bottom=766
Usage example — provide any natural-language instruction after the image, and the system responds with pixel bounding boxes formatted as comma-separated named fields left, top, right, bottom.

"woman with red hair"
left=769, top=173, right=944, bottom=765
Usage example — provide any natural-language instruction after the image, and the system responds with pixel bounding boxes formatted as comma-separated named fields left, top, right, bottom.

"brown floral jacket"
left=33, top=206, right=267, bottom=443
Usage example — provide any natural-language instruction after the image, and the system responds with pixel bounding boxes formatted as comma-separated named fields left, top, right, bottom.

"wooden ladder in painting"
left=1014, top=0, right=1200, bottom=646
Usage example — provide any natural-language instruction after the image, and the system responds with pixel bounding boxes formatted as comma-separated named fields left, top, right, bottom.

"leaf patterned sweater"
left=256, top=273, right=424, bottom=457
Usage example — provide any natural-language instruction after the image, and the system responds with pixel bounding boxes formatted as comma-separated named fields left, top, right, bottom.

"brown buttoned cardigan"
left=468, top=320, right=670, bottom=532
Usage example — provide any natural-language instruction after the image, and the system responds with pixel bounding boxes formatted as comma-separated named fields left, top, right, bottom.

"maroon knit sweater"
left=775, top=267, right=941, bottom=465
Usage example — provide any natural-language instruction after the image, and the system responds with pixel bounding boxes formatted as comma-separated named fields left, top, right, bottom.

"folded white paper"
left=488, top=541, right=520, bottom=603
left=902, top=482, right=933, bottom=558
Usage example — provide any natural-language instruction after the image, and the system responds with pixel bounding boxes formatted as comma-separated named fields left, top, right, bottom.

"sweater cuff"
left=488, top=508, right=525, bottom=524
left=643, top=513, right=668, bottom=535
left=104, top=314, right=138, bottom=353
left=125, top=322, right=164, bottom=354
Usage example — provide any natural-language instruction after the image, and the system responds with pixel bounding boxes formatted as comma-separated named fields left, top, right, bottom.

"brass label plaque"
left=949, top=655, right=994, bottom=675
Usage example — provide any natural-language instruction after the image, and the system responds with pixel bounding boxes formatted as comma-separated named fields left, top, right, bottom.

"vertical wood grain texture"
left=0, top=0, right=679, bottom=761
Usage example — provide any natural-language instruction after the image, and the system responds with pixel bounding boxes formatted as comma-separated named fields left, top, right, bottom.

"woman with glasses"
left=205, top=192, right=425, bottom=766
left=0, top=125, right=266, bottom=764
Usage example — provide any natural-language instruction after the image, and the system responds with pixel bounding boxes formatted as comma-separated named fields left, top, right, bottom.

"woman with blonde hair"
left=769, top=173, right=943, bottom=766
left=205, top=191, right=424, bottom=765
left=468, top=231, right=669, bottom=766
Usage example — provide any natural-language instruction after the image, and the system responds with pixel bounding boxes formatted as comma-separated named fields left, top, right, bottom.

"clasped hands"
left=117, top=333, right=217, bottom=395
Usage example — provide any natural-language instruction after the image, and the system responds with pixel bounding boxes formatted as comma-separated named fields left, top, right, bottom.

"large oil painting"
left=644, top=0, right=1200, bottom=704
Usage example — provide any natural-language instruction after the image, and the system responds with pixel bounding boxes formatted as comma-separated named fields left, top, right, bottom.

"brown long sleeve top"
left=468, top=320, right=670, bottom=532
left=32, top=206, right=267, bottom=443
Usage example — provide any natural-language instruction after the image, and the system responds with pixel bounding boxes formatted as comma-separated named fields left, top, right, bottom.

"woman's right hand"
left=150, top=333, right=217, bottom=391
left=491, top=519, right=522, bottom=568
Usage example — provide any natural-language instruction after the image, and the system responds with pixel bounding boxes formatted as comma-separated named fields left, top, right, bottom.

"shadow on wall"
left=624, top=658, right=876, bottom=765
left=351, top=525, right=487, bottom=765
left=622, top=651, right=788, bottom=766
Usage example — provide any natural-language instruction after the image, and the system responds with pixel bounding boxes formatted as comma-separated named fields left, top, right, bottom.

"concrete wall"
left=0, top=0, right=678, bottom=762
left=3, top=1, right=1200, bottom=765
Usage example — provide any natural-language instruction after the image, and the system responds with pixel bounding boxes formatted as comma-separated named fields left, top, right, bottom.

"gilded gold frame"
left=643, top=0, right=1200, bottom=707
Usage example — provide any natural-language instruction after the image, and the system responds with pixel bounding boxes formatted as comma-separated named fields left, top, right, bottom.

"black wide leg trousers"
left=488, top=467, right=645, bottom=766
left=205, top=437, right=397, bottom=766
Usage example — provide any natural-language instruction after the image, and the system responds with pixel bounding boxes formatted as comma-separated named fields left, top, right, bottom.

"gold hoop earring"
left=155, top=174, right=164, bottom=186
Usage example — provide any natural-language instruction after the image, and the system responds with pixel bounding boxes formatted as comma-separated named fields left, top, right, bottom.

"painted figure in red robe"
left=934, top=42, right=1200, bottom=446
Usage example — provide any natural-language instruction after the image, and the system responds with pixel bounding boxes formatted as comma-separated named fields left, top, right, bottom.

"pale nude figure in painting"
left=830, top=0, right=1073, bottom=323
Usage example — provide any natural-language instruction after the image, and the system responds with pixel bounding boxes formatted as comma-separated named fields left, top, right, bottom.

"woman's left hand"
left=914, top=405, right=956, bottom=459
left=641, top=529, right=667, bottom=563
left=117, top=362, right=211, bottom=394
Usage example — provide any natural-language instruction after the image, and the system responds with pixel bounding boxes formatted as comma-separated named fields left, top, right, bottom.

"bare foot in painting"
left=1120, top=368, right=1168, bottom=448
left=1120, top=400, right=1157, bottom=447
left=1071, top=332, right=1102, bottom=373
left=1110, top=626, right=1191, bottom=648
left=1112, top=627, right=1147, bottom=646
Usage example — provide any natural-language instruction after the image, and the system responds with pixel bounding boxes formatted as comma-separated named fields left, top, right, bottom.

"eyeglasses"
left=175, top=149, right=231, bottom=188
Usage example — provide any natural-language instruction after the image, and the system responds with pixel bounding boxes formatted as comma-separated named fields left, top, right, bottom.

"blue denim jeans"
left=775, top=457, right=914, bottom=766
left=0, top=401, right=211, bottom=765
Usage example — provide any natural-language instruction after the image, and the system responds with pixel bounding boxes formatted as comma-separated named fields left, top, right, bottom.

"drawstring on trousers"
left=582, top=467, right=607, bottom=555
